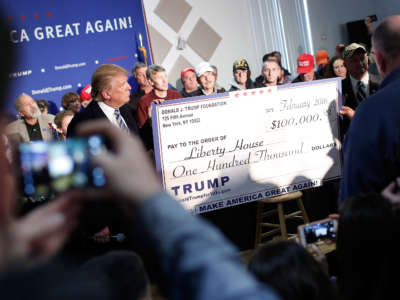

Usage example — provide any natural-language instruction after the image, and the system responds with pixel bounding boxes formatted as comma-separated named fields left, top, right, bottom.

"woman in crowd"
left=228, top=59, right=255, bottom=91
left=324, top=56, right=347, bottom=79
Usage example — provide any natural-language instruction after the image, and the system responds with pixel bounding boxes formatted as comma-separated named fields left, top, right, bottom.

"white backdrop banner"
left=152, top=78, right=342, bottom=214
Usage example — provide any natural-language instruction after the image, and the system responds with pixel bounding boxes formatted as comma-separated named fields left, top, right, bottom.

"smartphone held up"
left=298, top=218, right=337, bottom=246
left=16, top=135, right=106, bottom=197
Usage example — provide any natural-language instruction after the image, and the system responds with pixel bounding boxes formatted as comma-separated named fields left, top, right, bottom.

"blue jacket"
left=339, top=67, right=400, bottom=204
left=132, top=192, right=280, bottom=300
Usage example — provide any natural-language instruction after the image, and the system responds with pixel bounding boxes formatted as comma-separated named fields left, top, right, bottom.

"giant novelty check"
left=152, top=78, right=342, bottom=214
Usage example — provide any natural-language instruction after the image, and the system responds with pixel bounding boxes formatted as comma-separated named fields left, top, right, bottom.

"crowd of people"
left=1, top=11, right=400, bottom=300
left=6, top=36, right=379, bottom=149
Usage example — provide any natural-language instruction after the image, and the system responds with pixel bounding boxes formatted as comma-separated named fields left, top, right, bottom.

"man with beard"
left=6, top=93, right=55, bottom=143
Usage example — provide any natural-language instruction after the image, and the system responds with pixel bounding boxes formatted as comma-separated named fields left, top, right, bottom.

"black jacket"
left=67, top=100, right=139, bottom=137
left=341, top=74, right=380, bottom=109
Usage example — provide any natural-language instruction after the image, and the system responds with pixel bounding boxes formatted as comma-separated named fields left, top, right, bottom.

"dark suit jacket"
left=67, top=100, right=139, bottom=137
left=65, top=100, right=138, bottom=255
left=341, top=74, right=380, bottom=135
left=341, top=74, right=380, bottom=109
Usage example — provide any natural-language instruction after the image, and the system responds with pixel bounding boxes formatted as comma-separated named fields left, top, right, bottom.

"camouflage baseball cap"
left=233, top=59, right=250, bottom=72
left=343, top=43, right=367, bottom=59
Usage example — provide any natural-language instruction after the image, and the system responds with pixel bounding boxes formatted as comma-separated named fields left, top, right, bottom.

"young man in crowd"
left=256, top=52, right=292, bottom=85
left=271, top=51, right=292, bottom=83
left=255, top=59, right=282, bottom=87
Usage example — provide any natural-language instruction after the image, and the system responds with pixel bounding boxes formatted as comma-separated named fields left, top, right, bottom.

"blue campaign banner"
left=1, top=0, right=152, bottom=115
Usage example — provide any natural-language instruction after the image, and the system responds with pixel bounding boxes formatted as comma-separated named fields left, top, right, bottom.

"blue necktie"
left=114, top=109, right=129, bottom=133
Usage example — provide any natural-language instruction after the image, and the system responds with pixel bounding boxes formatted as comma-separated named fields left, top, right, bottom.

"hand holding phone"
left=16, top=135, right=106, bottom=197
left=298, top=218, right=338, bottom=246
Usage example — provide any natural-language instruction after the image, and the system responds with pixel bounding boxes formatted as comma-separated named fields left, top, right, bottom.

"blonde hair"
left=91, top=64, right=129, bottom=99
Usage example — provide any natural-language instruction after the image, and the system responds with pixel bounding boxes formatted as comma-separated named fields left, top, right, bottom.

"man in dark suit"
left=340, top=43, right=380, bottom=133
left=66, top=64, right=139, bottom=259
left=68, top=64, right=139, bottom=137
left=342, top=43, right=380, bottom=110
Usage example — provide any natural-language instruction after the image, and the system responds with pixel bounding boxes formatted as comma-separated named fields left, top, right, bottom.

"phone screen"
left=300, top=219, right=337, bottom=245
left=18, top=135, right=106, bottom=197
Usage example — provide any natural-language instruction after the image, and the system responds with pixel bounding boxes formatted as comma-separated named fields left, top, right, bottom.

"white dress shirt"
left=97, top=101, right=128, bottom=129
left=350, top=72, right=370, bottom=97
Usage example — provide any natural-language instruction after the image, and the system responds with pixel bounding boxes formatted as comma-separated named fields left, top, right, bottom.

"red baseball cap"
left=180, top=67, right=195, bottom=78
left=297, top=53, right=314, bottom=74
left=80, top=84, right=92, bottom=101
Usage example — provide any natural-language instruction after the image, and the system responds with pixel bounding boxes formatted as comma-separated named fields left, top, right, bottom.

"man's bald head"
left=372, top=15, right=400, bottom=59
left=372, top=15, right=400, bottom=77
